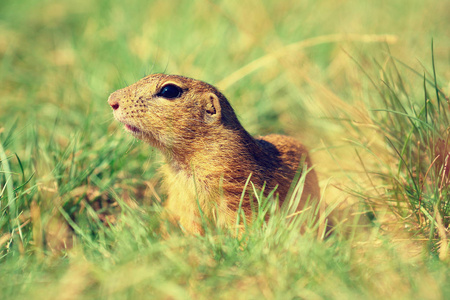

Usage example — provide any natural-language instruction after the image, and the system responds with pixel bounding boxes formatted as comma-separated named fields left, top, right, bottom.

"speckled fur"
left=108, top=74, right=320, bottom=234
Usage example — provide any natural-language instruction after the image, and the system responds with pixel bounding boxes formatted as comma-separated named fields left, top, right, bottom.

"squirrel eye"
left=157, top=84, right=183, bottom=99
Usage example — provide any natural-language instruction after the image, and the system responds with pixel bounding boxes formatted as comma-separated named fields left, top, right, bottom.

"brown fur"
left=108, top=74, right=321, bottom=234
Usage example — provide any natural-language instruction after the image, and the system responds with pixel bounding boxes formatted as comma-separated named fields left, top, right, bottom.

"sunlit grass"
left=0, top=0, right=449, bottom=299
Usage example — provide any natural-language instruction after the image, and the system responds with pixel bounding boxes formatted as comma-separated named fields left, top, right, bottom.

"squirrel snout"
left=108, top=93, right=120, bottom=110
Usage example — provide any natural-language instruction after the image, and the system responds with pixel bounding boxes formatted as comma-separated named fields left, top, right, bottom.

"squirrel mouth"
left=123, top=122, right=157, bottom=145
left=124, top=123, right=141, bottom=134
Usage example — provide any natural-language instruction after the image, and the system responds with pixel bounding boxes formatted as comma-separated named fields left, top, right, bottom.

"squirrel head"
left=108, top=74, right=242, bottom=151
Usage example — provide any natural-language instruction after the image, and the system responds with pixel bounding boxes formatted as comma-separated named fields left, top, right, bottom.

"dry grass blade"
left=217, top=34, right=398, bottom=90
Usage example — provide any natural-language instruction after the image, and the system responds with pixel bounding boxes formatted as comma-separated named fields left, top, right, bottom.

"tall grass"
left=0, top=0, right=449, bottom=299
left=367, top=44, right=449, bottom=258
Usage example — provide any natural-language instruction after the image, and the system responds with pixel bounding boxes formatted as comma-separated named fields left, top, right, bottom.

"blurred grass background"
left=0, top=0, right=449, bottom=299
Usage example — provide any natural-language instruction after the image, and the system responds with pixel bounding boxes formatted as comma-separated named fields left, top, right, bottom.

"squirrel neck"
left=161, top=126, right=269, bottom=177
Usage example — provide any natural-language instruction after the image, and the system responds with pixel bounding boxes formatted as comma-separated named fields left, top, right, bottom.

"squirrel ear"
left=205, top=93, right=221, bottom=123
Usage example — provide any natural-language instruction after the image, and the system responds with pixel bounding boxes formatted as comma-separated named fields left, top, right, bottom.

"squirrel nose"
left=108, top=93, right=120, bottom=110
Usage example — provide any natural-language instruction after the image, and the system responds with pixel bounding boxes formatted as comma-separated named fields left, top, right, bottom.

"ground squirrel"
left=108, top=74, right=321, bottom=234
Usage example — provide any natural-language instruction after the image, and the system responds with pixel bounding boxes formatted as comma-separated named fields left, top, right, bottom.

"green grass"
left=0, top=0, right=449, bottom=299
